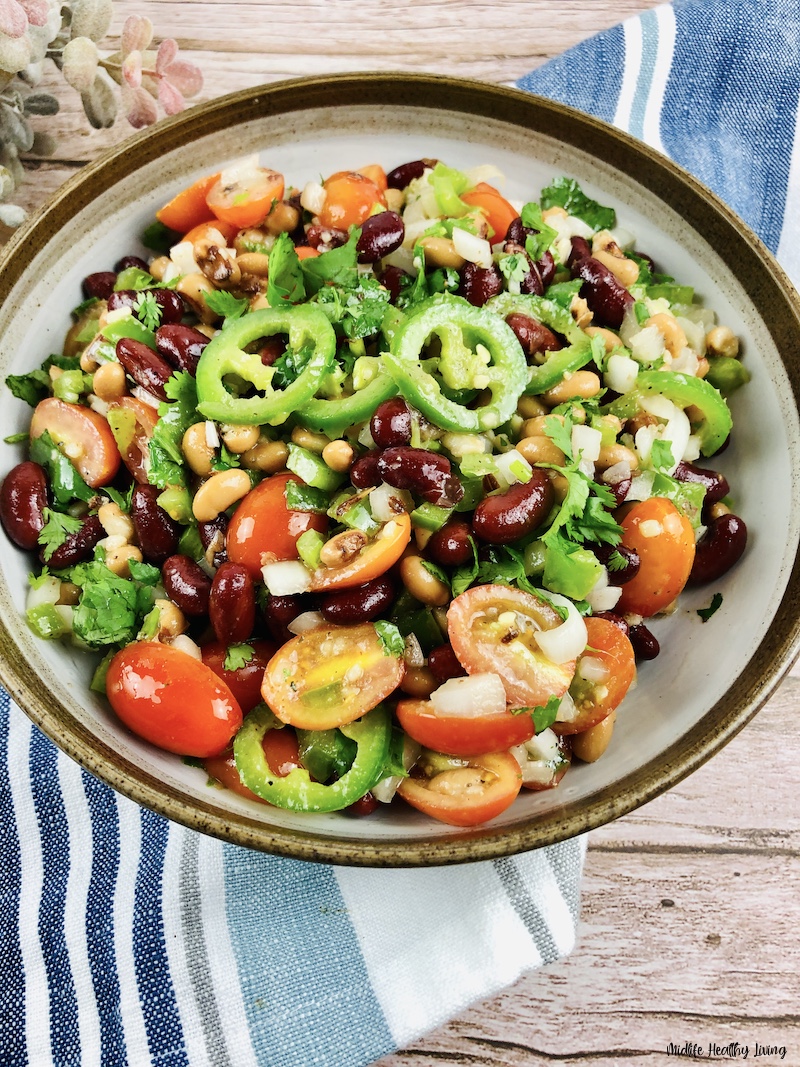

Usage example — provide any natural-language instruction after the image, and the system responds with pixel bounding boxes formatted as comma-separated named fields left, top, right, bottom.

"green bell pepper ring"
left=233, top=704, right=392, bottom=812
left=297, top=373, right=398, bottom=437
left=383, top=296, right=527, bottom=433
left=195, top=306, right=336, bottom=425
left=483, top=292, right=595, bottom=395
left=606, top=370, right=732, bottom=455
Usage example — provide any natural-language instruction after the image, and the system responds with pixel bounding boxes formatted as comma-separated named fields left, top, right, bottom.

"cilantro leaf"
left=104, top=484, right=134, bottom=512
left=542, top=413, right=574, bottom=459
left=69, top=560, right=154, bottom=648
left=267, top=231, right=306, bottom=306
left=148, top=371, right=201, bottom=488
left=37, top=508, right=83, bottom=561
left=540, top=177, right=616, bottom=232
left=301, top=229, right=360, bottom=295
left=374, top=620, right=405, bottom=658
left=544, top=279, right=583, bottom=309
left=271, top=343, right=315, bottom=390
left=3, top=431, right=29, bottom=444
left=29, top=430, right=95, bottom=505
left=133, top=291, right=163, bottom=332
left=6, top=368, right=50, bottom=406
left=520, top=202, right=559, bottom=260
left=224, top=644, right=255, bottom=670
left=649, top=438, right=676, bottom=473
left=127, top=559, right=161, bottom=586
left=142, top=219, right=181, bottom=254
left=697, top=592, right=723, bottom=622
left=116, top=267, right=156, bottom=292
left=203, top=288, right=249, bottom=323
left=210, top=443, right=241, bottom=472
left=513, top=694, right=562, bottom=733
left=606, top=549, right=629, bottom=573
left=498, top=253, right=529, bottom=287
left=313, top=276, right=390, bottom=339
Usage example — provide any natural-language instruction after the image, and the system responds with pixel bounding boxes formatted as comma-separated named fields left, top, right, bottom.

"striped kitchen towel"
left=4, top=1, right=800, bottom=1065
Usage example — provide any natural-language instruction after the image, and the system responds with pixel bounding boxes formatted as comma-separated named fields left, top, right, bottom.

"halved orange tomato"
left=156, top=172, right=220, bottom=233
left=309, top=512, right=411, bottom=592
left=397, top=750, right=522, bottom=827
left=206, top=165, right=285, bottom=229
left=30, top=396, right=121, bottom=488
left=396, top=698, right=535, bottom=757
left=553, top=617, right=635, bottom=736
left=461, top=182, right=518, bottom=242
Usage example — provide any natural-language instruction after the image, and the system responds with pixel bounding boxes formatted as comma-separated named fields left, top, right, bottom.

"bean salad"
left=0, top=155, right=749, bottom=826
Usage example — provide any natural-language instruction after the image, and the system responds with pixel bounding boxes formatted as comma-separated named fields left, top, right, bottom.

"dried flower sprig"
left=0, top=0, right=203, bottom=225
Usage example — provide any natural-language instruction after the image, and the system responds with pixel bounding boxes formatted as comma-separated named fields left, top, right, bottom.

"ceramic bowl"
left=1, top=74, right=799, bottom=866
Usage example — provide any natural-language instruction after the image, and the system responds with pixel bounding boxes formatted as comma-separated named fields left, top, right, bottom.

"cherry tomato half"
left=206, top=165, right=285, bottom=229
left=398, top=750, right=522, bottom=827
left=227, top=472, right=328, bottom=580
left=309, top=512, right=411, bottom=592
left=156, top=172, right=220, bottom=233
left=447, top=584, right=576, bottom=708
left=615, top=497, right=695, bottom=617
left=201, top=639, right=278, bottom=713
left=553, top=617, right=636, bottom=736
left=318, top=171, right=386, bottom=230
left=30, top=396, right=121, bottom=488
left=516, top=732, right=572, bottom=791
left=181, top=218, right=239, bottom=248
left=106, top=642, right=242, bottom=757
left=107, top=396, right=158, bottom=484
left=261, top=622, right=404, bottom=730
left=204, top=727, right=302, bottom=802
left=461, top=182, right=518, bottom=243
left=396, top=698, right=535, bottom=757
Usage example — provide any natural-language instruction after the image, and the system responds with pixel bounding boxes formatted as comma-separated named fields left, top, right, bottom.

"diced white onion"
left=87, top=394, right=110, bottom=416
left=27, top=576, right=62, bottom=610
left=533, top=593, right=588, bottom=665
left=585, top=568, right=623, bottom=612
left=53, top=605, right=74, bottom=630
left=170, top=634, right=203, bottom=660
left=525, top=727, right=562, bottom=763
left=288, top=611, right=326, bottom=635
left=465, top=164, right=505, bottom=187
left=640, top=394, right=676, bottom=421
left=381, top=245, right=417, bottom=274
left=170, top=240, right=200, bottom=276
left=261, top=560, right=312, bottom=596
left=511, top=731, right=563, bottom=785
left=300, top=180, right=326, bottom=216
left=634, top=423, right=658, bottom=465
left=219, top=154, right=260, bottom=186
left=577, top=655, right=610, bottom=685
left=605, top=353, right=639, bottom=394
left=452, top=227, right=493, bottom=268
left=555, top=691, right=579, bottom=723
left=430, top=673, right=507, bottom=718
left=161, top=261, right=181, bottom=283
left=204, top=420, right=220, bottom=449
left=369, top=482, right=412, bottom=522
left=572, top=424, right=602, bottom=477
left=629, top=325, right=666, bottom=365
left=493, top=448, right=533, bottom=489
left=676, top=315, right=706, bottom=353
left=602, top=460, right=631, bottom=486
left=683, top=434, right=702, bottom=463
left=403, top=633, right=424, bottom=668
left=403, top=217, right=438, bottom=246
left=130, top=386, right=162, bottom=410
left=627, top=469, right=655, bottom=501
left=357, top=422, right=376, bottom=449
left=671, top=346, right=700, bottom=375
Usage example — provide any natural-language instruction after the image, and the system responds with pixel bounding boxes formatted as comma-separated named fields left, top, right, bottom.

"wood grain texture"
left=13, top=3, right=798, bottom=1064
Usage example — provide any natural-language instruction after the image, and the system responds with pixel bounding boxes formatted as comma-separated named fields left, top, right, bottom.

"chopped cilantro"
left=224, top=644, right=255, bottom=671
left=542, top=413, right=574, bottom=459
left=513, top=694, right=562, bottom=733
left=540, top=177, right=616, bottom=232
left=203, top=288, right=249, bottom=323
left=6, top=368, right=50, bottom=406
left=133, top=290, right=163, bottom=331
left=301, top=229, right=361, bottom=294
left=271, top=343, right=315, bottom=390
left=29, top=430, right=95, bottom=505
left=89, top=649, right=115, bottom=695
left=373, top=620, right=405, bottom=658
left=606, top=549, right=629, bottom=572
left=210, top=443, right=241, bottom=472
left=421, top=559, right=451, bottom=590
left=104, top=484, right=134, bottom=512
left=519, top=202, right=559, bottom=260
left=37, top=508, right=83, bottom=561
left=127, top=559, right=161, bottom=586
left=697, top=592, right=723, bottom=622
left=267, top=231, right=306, bottom=306
left=649, top=438, right=676, bottom=472
left=116, top=267, right=156, bottom=292
left=147, top=371, right=201, bottom=488
left=313, top=276, right=390, bottom=339
left=68, top=560, right=155, bottom=648
left=497, top=253, right=529, bottom=287
left=141, top=219, right=181, bottom=254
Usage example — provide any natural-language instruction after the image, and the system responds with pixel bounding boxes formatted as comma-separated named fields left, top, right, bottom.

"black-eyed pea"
left=593, top=249, right=640, bottom=288
left=221, top=423, right=261, bottom=454
left=516, top=395, right=549, bottom=420
left=264, top=200, right=301, bottom=236
left=154, top=597, right=187, bottom=639
left=235, top=252, right=271, bottom=277
left=384, top=188, right=404, bottom=213
left=705, top=325, right=739, bottom=359
left=291, top=426, right=330, bottom=454
left=321, top=439, right=355, bottom=473
left=516, top=435, right=567, bottom=466
left=645, top=313, right=687, bottom=360
left=696, top=357, right=710, bottom=379
left=105, top=543, right=143, bottom=579
left=399, top=665, right=438, bottom=699
left=176, top=273, right=219, bottom=324
left=541, top=370, right=601, bottom=407
left=399, top=555, right=450, bottom=606
left=585, top=326, right=621, bottom=353
left=148, top=256, right=171, bottom=282
left=572, top=710, right=616, bottom=763
left=417, top=236, right=465, bottom=270
left=98, top=501, right=135, bottom=542
left=241, top=439, right=289, bottom=473
left=192, top=469, right=252, bottom=523
left=596, top=443, right=639, bottom=472
left=319, top=530, right=368, bottom=568
left=92, top=361, right=127, bottom=401
left=233, top=227, right=272, bottom=255
left=542, top=206, right=568, bottom=223
left=570, top=294, right=593, bottom=328
left=182, top=422, right=215, bottom=477
left=80, top=348, right=100, bottom=373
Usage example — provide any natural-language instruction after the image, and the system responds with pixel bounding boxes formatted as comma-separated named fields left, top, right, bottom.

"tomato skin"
left=206, top=166, right=285, bottom=229
left=181, top=218, right=239, bottom=247
left=261, top=622, right=404, bottom=730
left=357, top=164, right=388, bottom=192
left=615, top=497, right=695, bottom=617
left=398, top=751, right=522, bottom=827
left=201, top=639, right=278, bottom=713
left=447, top=584, right=576, bottom=707
left=156, top=172, right=220, bottom=233
left=106, top=642, right=242, bottom=758
left=309, top=512, right=411, bottom=592
left=396, top=699, right=535, bottom=757
left=227, top=473, right=328, bottom=579
left=461, top=183, right=518, bottom=243
left=107, top=396, right=158, bottom=484
left=295, top=246, right=321, bottom=260
left=318, top=171, right=386, bottom=230
left=204, top=728, right=301, bottom=802
left=30, top=396, right=121, bottom=488
left=553, top=617, right=636, bottom=735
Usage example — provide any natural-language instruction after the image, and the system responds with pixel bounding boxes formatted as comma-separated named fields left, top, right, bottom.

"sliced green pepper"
left=483, top=293, right=595, bottom=395
left=233, top=704, right=391, bottom=812
left=383, top=295, right=527, bottom=433
left=297, top=373, right=398, bottom=437
left=195, top=306, right=336, bottom=425
left=101, top=313, right=157, bottom=351
left=606, top=370, right=732, bottom=455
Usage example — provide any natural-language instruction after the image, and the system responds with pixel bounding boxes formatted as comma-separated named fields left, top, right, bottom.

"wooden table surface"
left=19, top=3, right=799, bottom=1064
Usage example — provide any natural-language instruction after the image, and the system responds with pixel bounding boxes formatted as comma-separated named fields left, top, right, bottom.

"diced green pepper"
left=286, top=442, right=347, bottom=493
left=296, top=727, right=357, bottom=782
left=101, top=313, right=157, bottom=351
left=411, top=502, right=452, bottom=531
left=705, top=356, right=751, bottom=395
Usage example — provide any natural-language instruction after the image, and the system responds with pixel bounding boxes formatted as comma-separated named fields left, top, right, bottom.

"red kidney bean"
left=568, top=236, right=592, bottom=266
left=459, top=263, right=504, bottom=307
left=357, top=211, right=404, bottom=263
left=594, top=543, right=640, bottom=585
left=198, top=515, right=228, bottom=567
left=370, top=398, right=413, bottom=449
left=603, top=474, right=632, bottom=508
left=259, top=337, right=287, bottom=366
left=0, top=461, right=49, bottom=550
left=378, top=264, right=410, bottom=304
left=210, top=562, right=256, bottom=645
left=377, top=447, right=464, bottom=508
left=263, top=593, right=306, bottom=644
left=346, top=792, right=379, bottom=817
left=505, top=313, right=561, bottom=358
left=161, top=554, right=212, bottom=617
left=46, top=514, right=104, bottom=569
left=591, top=611, right=629, bottom=635
left=428, top=643, right=467, bottom=684
left=386, top=158, right=436, bottom=190
left=689, top=514, right=747, bottom=584
left=504, top=217, right=527, bottom=245
left=107, top=287, right=186, bottom=325
left=471, top=471, right=554, bottom=544
left=572, top=256, right=634, bottom=329
left=628, top=622, right=660, bottom=661
left=114, top=255, right=150, bottom=272
left=521, top=262, right=545, bottom=296
left=426, top=519, right=474, bottom=567
left=305, top=223, right=348, bottom=251
left=82, top=272, right=117, bottom=300
left=131, top=484, right=180, bottom=564
left=673, top=460, right=730, bottom=505
left=349, top=450, right=383, bottom=490
left=155, top=324, right=209, bottom=376
left=319, top=575, right=394, bottom=624
left=116, top=337, right=174, bottom=401
left=536, top=250, right=556, bottom=288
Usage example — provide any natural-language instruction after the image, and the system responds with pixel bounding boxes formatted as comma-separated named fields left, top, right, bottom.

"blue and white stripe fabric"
left=5, top=1, right=800, bottom=1063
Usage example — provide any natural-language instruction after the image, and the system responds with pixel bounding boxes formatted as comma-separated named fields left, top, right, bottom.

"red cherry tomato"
left=226, top=472, right=328, bottom=579
left=396, top=698, right=535, bottom=757
left=397, top=751, right=522, bottom=827
left=553, top=617, right=636, bottom=736
left=30, top=396, right=121, bottom=488
left=201, top=639, right=278, bottom=714
left=615, top=497, right=696, bottom=617
left=204, top=727, right=302, bottom=802
left=318, top=171, right=386, bottom=229
left=156, top=172, right=220, bottom=233
left=461, top=182, right=518, bottom=243
left=309, top=512, right=411, bottom=592
left=206, top=165, right=285, bottom=229
left=107, top=396, right=158, bottom=484
left=106, top=642, right=242, bottom=758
